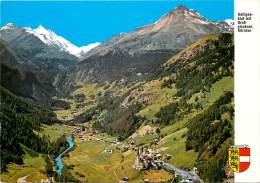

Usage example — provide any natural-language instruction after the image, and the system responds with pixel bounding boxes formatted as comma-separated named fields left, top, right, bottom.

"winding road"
left=161, top=162, right=203, bottom=182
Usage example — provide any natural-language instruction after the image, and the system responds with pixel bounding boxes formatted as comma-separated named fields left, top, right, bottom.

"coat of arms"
left=229, top=145, right=250, bottom=173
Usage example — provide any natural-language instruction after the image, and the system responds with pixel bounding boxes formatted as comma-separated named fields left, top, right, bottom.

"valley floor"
left=1, top=71, right=233, bottom=183
left=0, top=126, right=157, bottom=183
left=1, top=74, right=233, bottom=182
left=43, top=123, right=175, bottom=183
left=0, top=122, right=195, bottom=183
left=1, top=76, right=233, bottom=182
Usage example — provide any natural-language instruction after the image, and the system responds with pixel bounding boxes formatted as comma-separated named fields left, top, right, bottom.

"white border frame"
left=235, top=0, right=260, bottom=182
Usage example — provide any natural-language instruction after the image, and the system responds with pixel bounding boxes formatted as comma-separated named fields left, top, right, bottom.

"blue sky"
left=1, top=1, right=234, bottom=46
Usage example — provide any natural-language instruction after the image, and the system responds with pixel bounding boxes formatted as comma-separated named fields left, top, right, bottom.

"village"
left=61, top=125, right=203, bottom=183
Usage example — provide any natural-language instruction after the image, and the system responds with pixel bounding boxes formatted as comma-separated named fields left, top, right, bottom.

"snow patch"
left=0, top=23, right=101, bottom=58
left=75, top=42, right=101, bottom=58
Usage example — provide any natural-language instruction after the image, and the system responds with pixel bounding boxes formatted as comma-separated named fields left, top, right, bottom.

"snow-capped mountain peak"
left=35, top=25, right=49, bottom=34
left=29, top=25, right=75, bottom=50
left=1, top=23, right=100, bottom=58
left=28, top=25, right=100, bottom=58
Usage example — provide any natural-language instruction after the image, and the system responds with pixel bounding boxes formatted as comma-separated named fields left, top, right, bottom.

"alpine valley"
left=0, top=6, right=234, bottom=183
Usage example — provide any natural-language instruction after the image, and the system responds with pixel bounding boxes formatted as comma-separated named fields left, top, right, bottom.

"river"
left=55, top=136, right=74, bottom=175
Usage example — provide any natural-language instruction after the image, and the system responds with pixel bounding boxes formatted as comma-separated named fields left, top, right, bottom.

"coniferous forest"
left=0, top=87, right=56, bottom=170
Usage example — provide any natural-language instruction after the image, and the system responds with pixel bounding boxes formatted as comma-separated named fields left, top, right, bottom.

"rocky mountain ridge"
left=0, top=23, right=100, bottom=58
left=56, top=6, right=233, bottom=89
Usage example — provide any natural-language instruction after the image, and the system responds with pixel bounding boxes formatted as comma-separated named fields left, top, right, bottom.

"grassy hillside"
left=186, top=92, right=234, bottom=182
left=0, top=145, right=47, bottom=182
left=154, top=33, right=233, bottom=181
left=0, top=86, right=56, bottom=171
left=50, top=33, right=234, bottom=182
left=91, top=33, right=234, bottom=181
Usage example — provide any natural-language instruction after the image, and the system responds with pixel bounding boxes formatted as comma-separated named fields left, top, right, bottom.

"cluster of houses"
left=119, top=138, right=141, bottom=153
left=131, top=146, right=202, bottom=183
left=132, top=147, right=172, bottom=171
left=69, top=126, right=102, bottom=143
left=138, top=148, right=163, bottom=169
left=68, top=126, right=123, bottom=156
left=64, top=125, right=202, bottom=183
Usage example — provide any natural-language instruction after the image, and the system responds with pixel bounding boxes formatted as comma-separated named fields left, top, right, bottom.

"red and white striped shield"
left=229, top=146, right=250, bottom=173
left=239, top=147, right=250, bottom=172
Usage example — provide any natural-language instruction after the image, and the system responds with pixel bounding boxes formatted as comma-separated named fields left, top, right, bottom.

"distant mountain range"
left=0, top=24, right=76, bottom=102
left=0, top=23, right=100, bottom=59
left=0, top=22, right=102, bottom=102
left=87, top=6, right=233, bottom=56
left=0, top=5, right=234, bottom=98
left=55, top=5, right=233, bottom=89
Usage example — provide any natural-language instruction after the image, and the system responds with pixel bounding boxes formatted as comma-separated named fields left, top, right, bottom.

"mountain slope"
left=0, top=64, right=50, bottom=101
left=0, top=40, right=55, bottom=102
left=0, top=24, right=78, bottom=69
left=0, top=25, right=80, bottom=100
left=84, top=33, right=234, bottom=182
left=0, top=86, right=56, bottom=171
left=87, top=6, right=232, bottom=56
left=58, top=6, right=233, bottom=87
left=143, top=33, right=233, bottom=182
left=0, top=23, right=100, bottom=59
